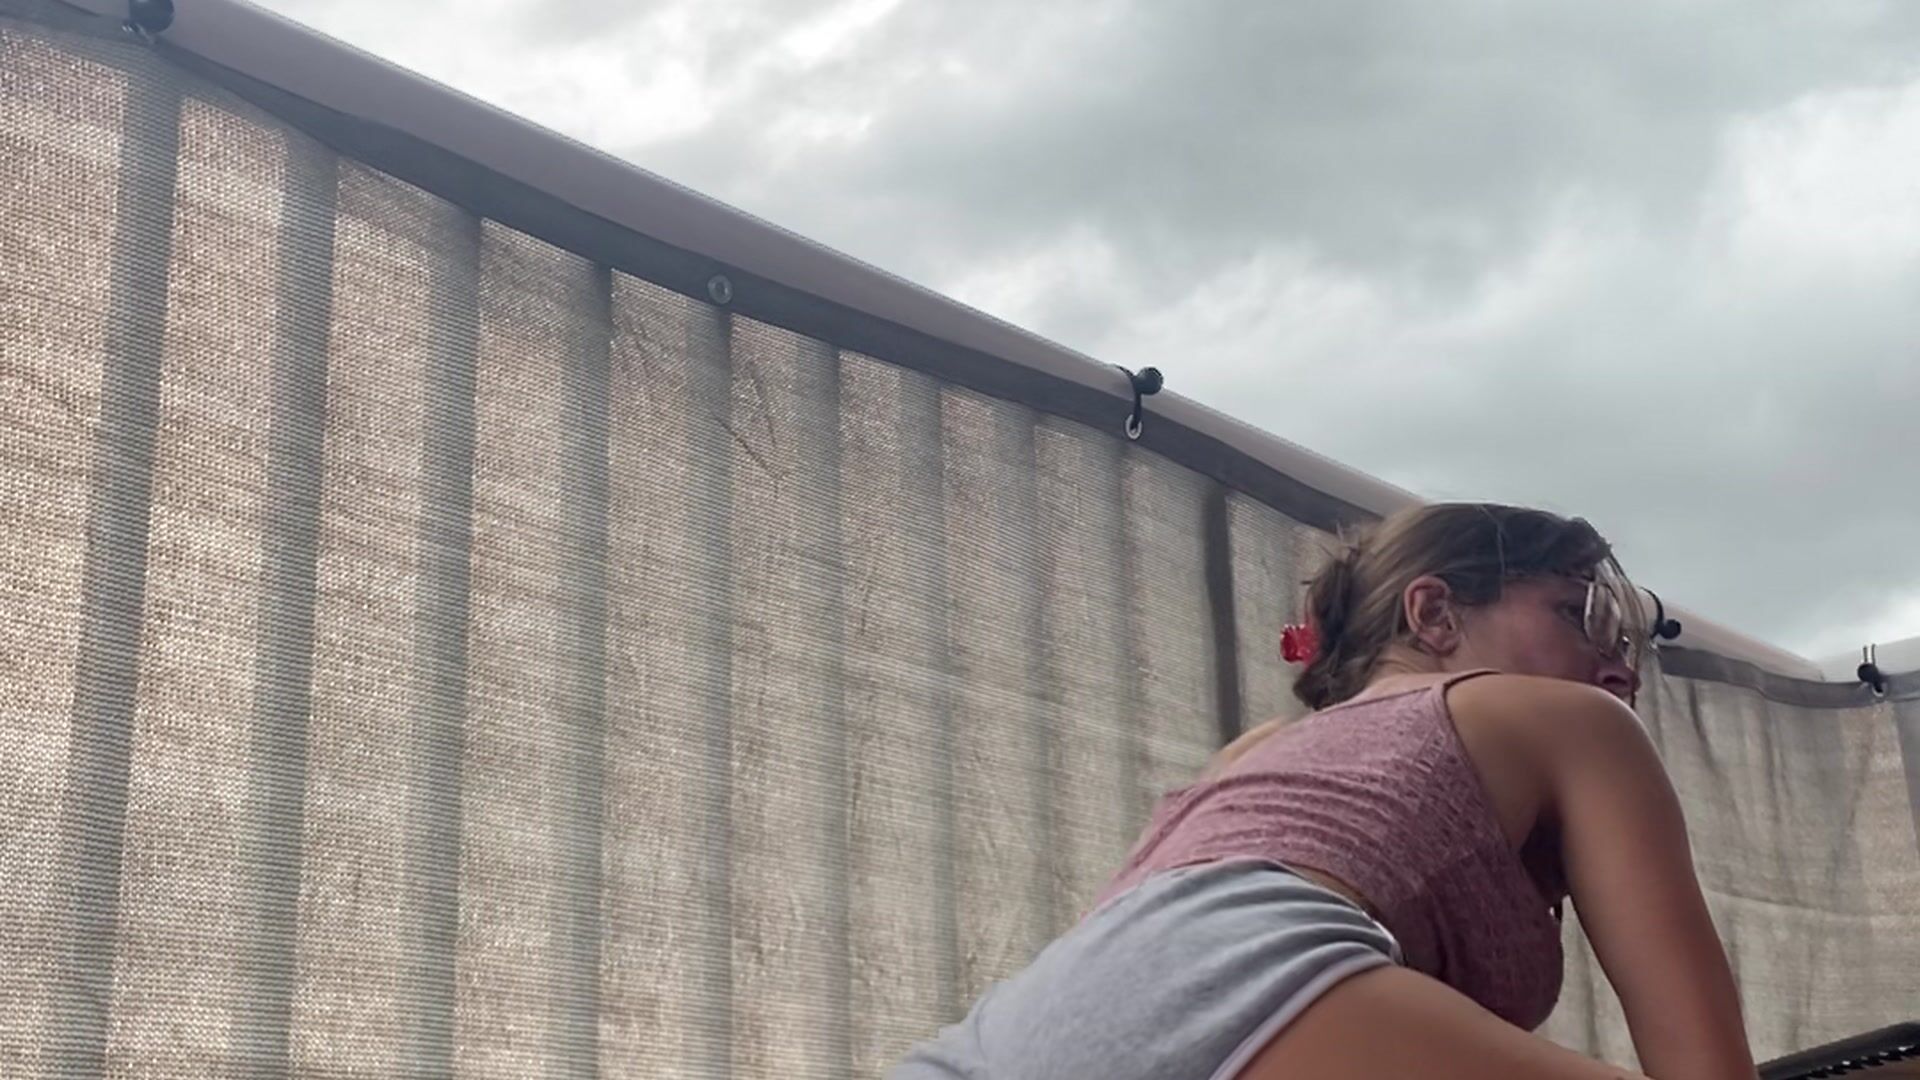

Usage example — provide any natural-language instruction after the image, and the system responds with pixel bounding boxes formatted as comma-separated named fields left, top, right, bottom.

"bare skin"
left=1209, top=575, right=1758, bottom=1080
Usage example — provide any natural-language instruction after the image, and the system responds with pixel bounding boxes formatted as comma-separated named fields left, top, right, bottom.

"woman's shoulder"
left=1444, top=671, right=1640, bottom=738
left=1443, top=673, right=1653, bottom=836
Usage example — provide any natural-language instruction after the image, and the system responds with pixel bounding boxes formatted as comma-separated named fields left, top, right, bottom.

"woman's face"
left=1455, top=576, right=1641, bottom=702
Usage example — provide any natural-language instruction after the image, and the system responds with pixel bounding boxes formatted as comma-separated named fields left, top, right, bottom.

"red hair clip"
left=1281, top=622, right=1320, bottom=665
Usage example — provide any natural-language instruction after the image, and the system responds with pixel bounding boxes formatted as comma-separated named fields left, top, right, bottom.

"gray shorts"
left=886, top=859, right=1402, bottom=1080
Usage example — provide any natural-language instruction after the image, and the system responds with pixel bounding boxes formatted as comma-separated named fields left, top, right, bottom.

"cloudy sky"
left=253, top=0, right=1920, bottom=665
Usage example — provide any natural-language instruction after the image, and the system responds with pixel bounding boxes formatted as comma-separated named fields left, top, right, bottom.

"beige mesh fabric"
left=0, top=16, right=1232, bottom=1078
left=1, top=9, right=1915, bottom=1080
left=1227, top=493, right=1336, bottom=725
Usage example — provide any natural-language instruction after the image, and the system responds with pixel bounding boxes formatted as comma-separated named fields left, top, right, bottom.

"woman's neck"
left=1368, top=646, right=1446, bottom=681
left=1349, top=649, right=1472, bottom=704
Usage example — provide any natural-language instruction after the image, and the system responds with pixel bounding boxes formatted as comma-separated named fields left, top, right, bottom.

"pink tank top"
left=1092, top=670, right=1566, bottom=1030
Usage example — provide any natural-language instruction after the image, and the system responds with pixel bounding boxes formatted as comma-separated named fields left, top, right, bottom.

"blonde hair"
left=1292, top=503, right=1646, bottom=711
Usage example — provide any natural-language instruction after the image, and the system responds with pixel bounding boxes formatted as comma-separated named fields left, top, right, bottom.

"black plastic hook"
left=1858, top=644, right=1888, bottom=696
left=1646, top=590, right=1682, bottom=642
left=124, top=0, right=174, bottom=42
left=1116, top=365, right=1163, bottom=441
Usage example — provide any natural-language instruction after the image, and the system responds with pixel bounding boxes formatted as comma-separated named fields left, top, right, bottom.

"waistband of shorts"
left=1101, top=857, right=1404, bottom=964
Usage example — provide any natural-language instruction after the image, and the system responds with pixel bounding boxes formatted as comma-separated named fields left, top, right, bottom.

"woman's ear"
left=1403, top=575, right=1463, bottom=654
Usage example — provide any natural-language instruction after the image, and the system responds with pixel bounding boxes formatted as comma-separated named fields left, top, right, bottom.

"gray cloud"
left=634, top=2, right=1920, bottom=285
left=258, top=0, right=1920, bottom=659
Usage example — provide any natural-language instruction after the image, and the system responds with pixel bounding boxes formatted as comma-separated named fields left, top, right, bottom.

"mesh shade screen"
left=0, top=16, right=1232, bottom=1076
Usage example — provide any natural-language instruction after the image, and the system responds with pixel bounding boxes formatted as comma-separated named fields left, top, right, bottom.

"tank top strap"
left=1435, top=667, right=1504, bottom=692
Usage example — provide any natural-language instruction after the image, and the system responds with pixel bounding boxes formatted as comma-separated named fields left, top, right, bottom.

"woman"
left=889, top=503, right=1757, bottom=1079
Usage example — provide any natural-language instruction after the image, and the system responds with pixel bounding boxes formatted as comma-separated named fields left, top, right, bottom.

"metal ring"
left=706, top=274, right=734, bottom=306
left=1117, top=364, right=1161, bottom=440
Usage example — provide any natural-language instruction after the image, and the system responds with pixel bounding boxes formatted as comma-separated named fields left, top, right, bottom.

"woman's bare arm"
left=1506, top=679, right=1756, bottom=1080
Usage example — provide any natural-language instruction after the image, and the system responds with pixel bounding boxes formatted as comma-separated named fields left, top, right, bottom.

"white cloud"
left=1700, top=76, right=1920, bottom=298
left=940, top=225, right=1138, bottom=335
left=500, top=38, right=717, bottom=148
left=1800, top=589, right=1920, bottom=665
left=776, top=0, right=904, bottom=68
